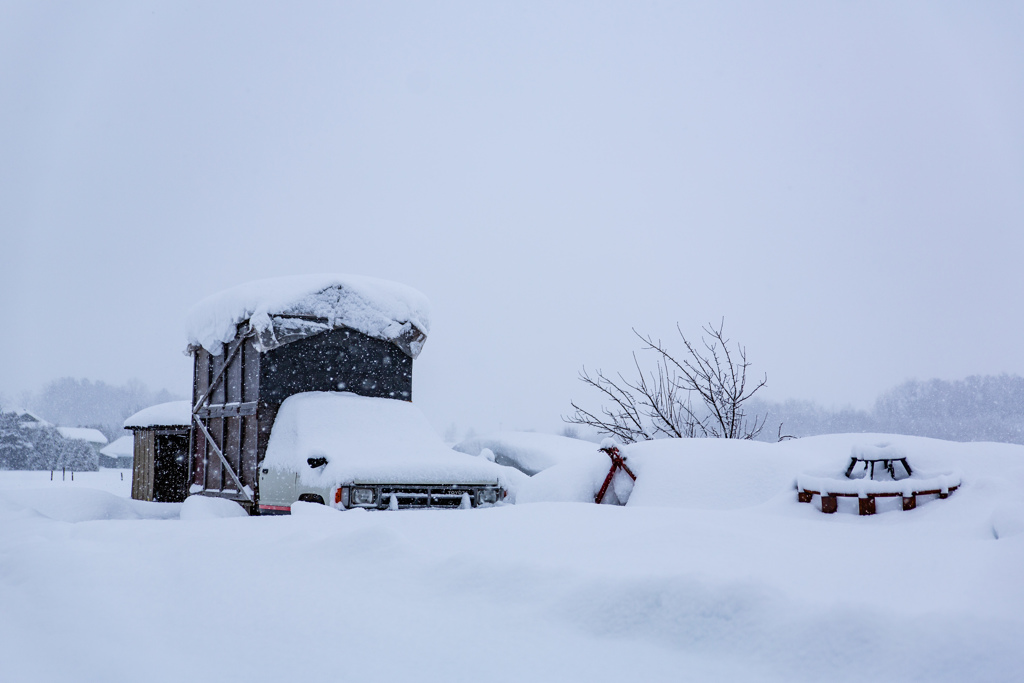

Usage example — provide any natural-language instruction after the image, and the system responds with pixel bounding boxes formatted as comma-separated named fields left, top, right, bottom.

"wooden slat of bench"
left=798, top=485, right=958, bottom=499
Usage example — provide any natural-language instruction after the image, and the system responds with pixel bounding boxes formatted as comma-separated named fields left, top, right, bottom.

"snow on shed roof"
left=263, top=392, right=518, bottom=488
left=10, top=408, right=50, bottom=426
left=56, top=427, right=108, bottom=444
left=100, top=435, right=135, bottom=458
left=124, top=401, right=193, bottom=429
left=185, top=274, right=431, bottom=358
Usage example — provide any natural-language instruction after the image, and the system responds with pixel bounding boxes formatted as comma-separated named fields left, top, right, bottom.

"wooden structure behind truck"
left=128, top=422, right=190, bottom=503
left=189, top=322, right=416, bottom=512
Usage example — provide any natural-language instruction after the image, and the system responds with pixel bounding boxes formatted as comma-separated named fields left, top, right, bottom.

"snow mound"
left=454, top=431, right=605, bottom=475
left=180, top=495, right=249, bottom=520
left=512, top=432, right=1024, bottom=511
left=516, top=456, right=618, bottom=504
left=850, top=441, right=906, bottom=460
left=0, top=488, right=153, bottom=522
left=290, top=500, right=342, bottom=517
left=124, top=401, right=192, bottom=429
left=184, top=274, right=432, bottom=358
left=991, top=502, right=1024, bottom=539
left=264, top=392, right=524, bottom=490
left=516, top=437, right=792, bottom=508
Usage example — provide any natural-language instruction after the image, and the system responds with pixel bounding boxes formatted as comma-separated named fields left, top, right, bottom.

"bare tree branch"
left=565, top=319, right=771, bottom=441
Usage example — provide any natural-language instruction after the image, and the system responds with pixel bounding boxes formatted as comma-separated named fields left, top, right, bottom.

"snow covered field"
left=1, top=436, right=1023, bottom=682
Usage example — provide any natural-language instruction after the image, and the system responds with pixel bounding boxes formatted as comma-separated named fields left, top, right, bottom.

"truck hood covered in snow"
left=263, top=392, right=522, bottom=488
left=185, top=274, right=431, bottom=358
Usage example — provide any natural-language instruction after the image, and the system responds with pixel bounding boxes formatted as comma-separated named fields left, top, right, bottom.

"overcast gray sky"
left=2, top=1, right=1022, bottom=435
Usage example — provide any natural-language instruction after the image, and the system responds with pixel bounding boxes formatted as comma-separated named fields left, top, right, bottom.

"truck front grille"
left=343, top=484, right=501, bottom=509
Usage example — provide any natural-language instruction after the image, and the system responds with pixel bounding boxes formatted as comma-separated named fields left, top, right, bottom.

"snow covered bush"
left=0, top=412, right=98, bottom=471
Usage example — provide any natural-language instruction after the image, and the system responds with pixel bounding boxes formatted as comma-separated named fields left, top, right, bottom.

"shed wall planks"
left=189, top=326, right=414, bottom=508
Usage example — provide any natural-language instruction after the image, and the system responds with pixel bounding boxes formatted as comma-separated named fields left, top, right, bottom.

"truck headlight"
left=351, top=488, right=376, bottom=506
left=477, top=488, right=498, bottom=505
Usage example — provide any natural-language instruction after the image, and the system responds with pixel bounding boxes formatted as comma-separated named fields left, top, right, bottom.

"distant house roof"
left=57, top=427, right=109, bottom=445
left=100, top=435, right=135, bottom=458
left=124, top=401, right=193, bottom=429
left=10, top=409, right=50, bottom=427
left=184, top=274, right=431, bottom=359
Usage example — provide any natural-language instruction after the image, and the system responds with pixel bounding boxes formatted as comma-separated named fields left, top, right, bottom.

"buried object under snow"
left=257, top=392, right=524, bottom=512
left=796, top=442, right=962, bottom=515
left=594, top=443, right=636, bottom=504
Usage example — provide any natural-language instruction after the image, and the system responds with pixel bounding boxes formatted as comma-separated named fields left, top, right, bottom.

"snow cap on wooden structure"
left=184, top=274, right=431, bottom=359
left=124, top=401, right=192, bottom=429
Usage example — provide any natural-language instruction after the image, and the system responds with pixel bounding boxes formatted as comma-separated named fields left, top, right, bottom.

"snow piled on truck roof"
left=185, top=274, right=431, bottom=358
left=263, top=392, right=523, bottom=489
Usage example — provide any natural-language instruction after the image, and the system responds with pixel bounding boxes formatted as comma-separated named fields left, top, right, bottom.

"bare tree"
left=565, top=319, right=769, bottom=442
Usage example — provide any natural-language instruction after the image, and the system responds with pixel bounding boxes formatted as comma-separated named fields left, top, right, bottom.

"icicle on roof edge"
left=184, top=274, right=432, bottom=359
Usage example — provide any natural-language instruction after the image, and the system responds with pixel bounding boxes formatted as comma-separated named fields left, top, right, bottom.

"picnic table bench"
left=796, top=462, right=961, bottom=515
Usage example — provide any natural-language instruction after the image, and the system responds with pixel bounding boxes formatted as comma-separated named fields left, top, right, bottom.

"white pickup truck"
left=256, top=392, right=516, bottom=514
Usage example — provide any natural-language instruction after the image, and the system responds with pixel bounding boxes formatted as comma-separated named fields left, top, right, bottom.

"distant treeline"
left=8, top=377, right=181, bottom=442
left=753, top=374, right=1024, bottom=444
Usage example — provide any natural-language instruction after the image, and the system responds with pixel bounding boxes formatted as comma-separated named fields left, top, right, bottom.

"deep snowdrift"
left=1, top=434, right=1022, bottom=682
left=482, top=432, right=1023, bottom=518
left=454, top=431, right=605, bottom=475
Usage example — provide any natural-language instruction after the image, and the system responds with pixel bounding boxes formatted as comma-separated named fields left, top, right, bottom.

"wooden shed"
left=99, top=435, right=135, bottom=468
left=184, top=275, right=430, bottom=513
left=123, top=401, right=192, bottom=503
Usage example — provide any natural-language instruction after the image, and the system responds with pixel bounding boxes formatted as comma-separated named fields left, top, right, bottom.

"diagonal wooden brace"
left=193, top=415, right=252, bottom=502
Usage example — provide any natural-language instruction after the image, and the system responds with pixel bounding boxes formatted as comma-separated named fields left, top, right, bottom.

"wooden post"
left=902, top=495, right=916, bottom=511
left=798, top=490, right=814, bottom=503
left=821, top=494, right=837, bottom=514
left=859, top=495, right=876, bottom=516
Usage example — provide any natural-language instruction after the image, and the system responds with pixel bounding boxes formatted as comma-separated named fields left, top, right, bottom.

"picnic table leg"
left=859, top=495, right=876, bottom=516
left=821, top=494, right=837, bottom=514
left=798, top=490, right=814, bottom=503
left=901, top=458, right=912, bottom=477
left=902, top=495, right=916, bottom=511
left=845, top=458, right=857, bottom=478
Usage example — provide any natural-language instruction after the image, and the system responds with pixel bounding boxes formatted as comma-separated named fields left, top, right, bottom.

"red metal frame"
left=594, top=445, right=636, bottom=504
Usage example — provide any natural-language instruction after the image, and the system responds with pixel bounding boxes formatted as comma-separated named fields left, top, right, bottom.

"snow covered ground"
left=1, top=436, right=1023, bottom=682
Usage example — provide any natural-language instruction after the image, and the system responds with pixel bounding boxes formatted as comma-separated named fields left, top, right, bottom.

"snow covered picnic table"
left=797, top=471, right=962, bottom=514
